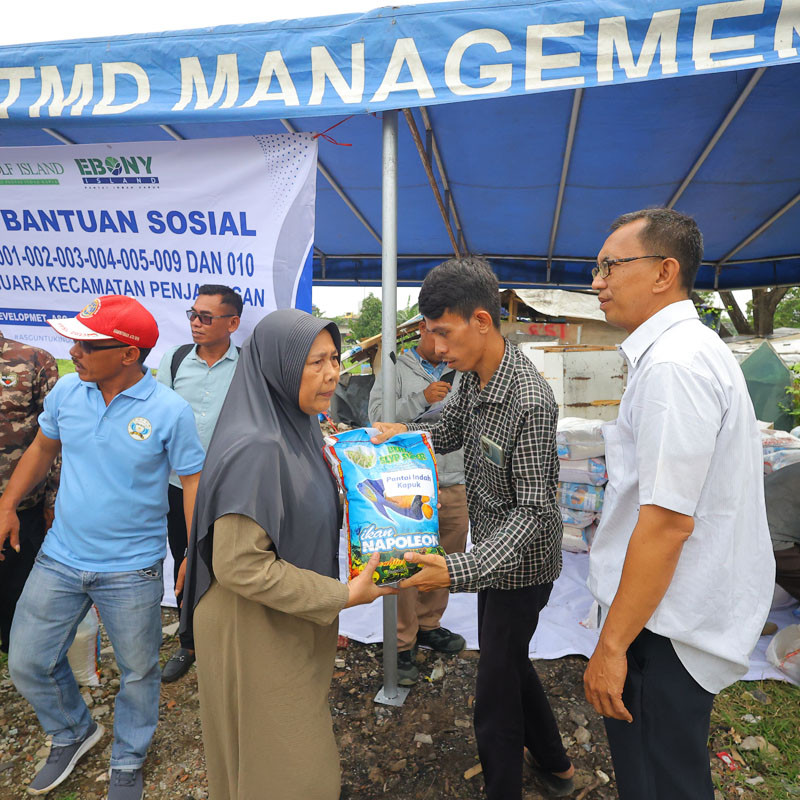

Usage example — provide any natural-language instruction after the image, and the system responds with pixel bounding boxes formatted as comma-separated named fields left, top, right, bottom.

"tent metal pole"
left=715, top=190, right=800, bottom=273
left=41, top=128, right=74, bottom=145
left=667, top=67, right=765, bottom=210
left=375, top=109, right=409, bottom=707
left=546, top=88, right=583, bottom=282
left=420, top=106, right=469, bottom=254
left=402, top=109, right=462, bottom=257
left=280, top=118, right=381, bottom=245
left=159, top=124, right=184, bottom=140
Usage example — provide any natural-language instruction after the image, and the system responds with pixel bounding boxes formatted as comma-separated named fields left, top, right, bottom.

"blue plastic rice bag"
left=558, top=457, right=607, bottom=486
left=324, top=428, right=445, bottom=586
left=557, top=482, right=605, bottom=513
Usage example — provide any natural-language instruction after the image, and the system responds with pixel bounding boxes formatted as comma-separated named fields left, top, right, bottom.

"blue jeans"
left=9, top=552, right=163, bottom=769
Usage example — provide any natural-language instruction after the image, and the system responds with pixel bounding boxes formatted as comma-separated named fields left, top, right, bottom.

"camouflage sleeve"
left=36, top=350, right=60, bottom=508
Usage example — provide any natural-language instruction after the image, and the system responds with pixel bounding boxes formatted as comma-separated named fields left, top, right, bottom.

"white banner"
left=0, top=134, right=317, bottom=360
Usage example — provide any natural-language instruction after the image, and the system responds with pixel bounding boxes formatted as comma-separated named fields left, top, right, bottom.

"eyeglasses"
left=186, top=309, right=237, bottom=325
left=77, top=340, right=130, bottom=354
left=592, top=255, right=666, bottom=280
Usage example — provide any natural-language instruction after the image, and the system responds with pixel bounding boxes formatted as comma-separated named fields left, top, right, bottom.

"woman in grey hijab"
left=181, top=308, right=391, bottom=800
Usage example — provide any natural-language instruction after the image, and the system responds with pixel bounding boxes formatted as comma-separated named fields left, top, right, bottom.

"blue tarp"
left=1, top=0, right=799, bottom=289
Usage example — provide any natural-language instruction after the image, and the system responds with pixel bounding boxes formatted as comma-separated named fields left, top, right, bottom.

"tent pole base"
left=374, top=685, right=411, bottom=707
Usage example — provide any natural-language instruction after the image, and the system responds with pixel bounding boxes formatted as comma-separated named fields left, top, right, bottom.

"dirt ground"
left=0, top=610, right=774, bottom=800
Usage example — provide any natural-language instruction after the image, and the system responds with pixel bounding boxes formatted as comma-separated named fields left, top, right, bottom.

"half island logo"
left=75, top=155, right=159, bottom=188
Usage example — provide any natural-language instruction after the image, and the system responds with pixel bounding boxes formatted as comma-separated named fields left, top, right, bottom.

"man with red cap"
left=0, top=296, right=205, bottom=800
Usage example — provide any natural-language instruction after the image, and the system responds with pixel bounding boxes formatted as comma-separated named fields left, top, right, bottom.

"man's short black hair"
left=137, top=347, right=152, bottom=366
left=197, top=284, right=243, bottom=316
left=418, top=257, right=501, bottom=328
left=610, top=208, right=703, bottom=293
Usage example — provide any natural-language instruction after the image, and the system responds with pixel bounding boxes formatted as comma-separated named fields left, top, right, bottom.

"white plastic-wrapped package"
left=67, top=606, right=101, bottom=687
left=559, top=506, right=596, bottom=529
left=557, top=482, right=605, bottom=513
left=558, top=457, right=607, bottom=486
left=761, top=428, right=800, bottom=453
left=764, top=448, right=800, bottom=475
left=556, top=417, right=605, bottom=460
left=561, top=525, right=589, bottom=553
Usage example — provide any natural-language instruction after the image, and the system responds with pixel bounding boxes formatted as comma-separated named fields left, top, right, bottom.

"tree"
left=349, top=293, right=383, bottom=341
left=396, top=300, right=419, bottom=324
left=311, top=304, right=325, bottom=318
left=764, top=287, right=800, bottom=330
left=743, top=287, right=791, bottom=337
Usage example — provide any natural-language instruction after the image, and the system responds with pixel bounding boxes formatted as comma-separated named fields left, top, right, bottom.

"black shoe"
left=161, top=647, right=195, bottom=683
left=416, top=626, right=466, bottom=654
left=107, top=767, right=143, bottom=800
left=27, top=722, right=104, bottom=795
left=524, top=750, right=575, bottom=798
left=397, top=649, right=419, bottom=686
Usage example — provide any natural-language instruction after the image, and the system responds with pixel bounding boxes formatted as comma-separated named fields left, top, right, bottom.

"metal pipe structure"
left=42, top=128, right=75, bottom=145
left=402, top=109, right=461, bottom=257
left=667, top=68, right=765, bottom=210
left=546, top=88, right=584, bottom=281
left=159, top=124, right=185, bottom=141
left=375, top=109, right=409, bottom=707
left=419, top=106, right=469, bottom=254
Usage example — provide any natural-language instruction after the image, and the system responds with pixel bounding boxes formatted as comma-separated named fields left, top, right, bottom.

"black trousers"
left=166, top=483, right=193, bottom=649
left=474, top=583, right=570, bottom=800
left=0, top=502, right=47, bottom=653
left=605, top=629, right=715, bottom=800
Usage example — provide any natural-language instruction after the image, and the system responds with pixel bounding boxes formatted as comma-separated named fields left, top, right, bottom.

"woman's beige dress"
left=194, top=513, right=349, bottom=800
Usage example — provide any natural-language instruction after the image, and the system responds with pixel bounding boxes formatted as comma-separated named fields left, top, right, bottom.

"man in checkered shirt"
left=374, top=258, right=573, bottom=800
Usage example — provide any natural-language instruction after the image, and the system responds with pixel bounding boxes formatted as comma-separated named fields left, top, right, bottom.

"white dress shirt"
left=588, top=299, right=775, bottom=694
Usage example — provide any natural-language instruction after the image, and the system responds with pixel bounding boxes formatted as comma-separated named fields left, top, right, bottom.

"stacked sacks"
left=556, top=418, right=607, bottom=553
left=761, top=426, right=800, bottom=474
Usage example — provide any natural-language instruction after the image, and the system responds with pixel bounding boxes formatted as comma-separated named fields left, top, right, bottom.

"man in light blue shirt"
left=0, top=295, right=205, bottom=800
left=156, top=284, right=242, bottom=682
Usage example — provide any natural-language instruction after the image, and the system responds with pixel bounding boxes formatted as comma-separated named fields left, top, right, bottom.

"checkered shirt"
left=407, top=340, right=563, bottom=592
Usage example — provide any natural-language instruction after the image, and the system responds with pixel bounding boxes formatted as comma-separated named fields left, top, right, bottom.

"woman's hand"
left=345, top=553, right=399, bottom=608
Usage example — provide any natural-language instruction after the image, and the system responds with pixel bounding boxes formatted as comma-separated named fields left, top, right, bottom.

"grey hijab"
left=180, top=308, right=341, bottom=640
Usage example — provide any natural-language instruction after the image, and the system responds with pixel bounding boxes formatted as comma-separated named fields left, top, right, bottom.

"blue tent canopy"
left=1, top=0, right=799, bottom=289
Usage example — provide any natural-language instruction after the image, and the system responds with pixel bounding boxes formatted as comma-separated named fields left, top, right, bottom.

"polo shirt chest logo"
left=1, top=374, right=18, bottom=387
left=128, top=417, right=152, bottom=440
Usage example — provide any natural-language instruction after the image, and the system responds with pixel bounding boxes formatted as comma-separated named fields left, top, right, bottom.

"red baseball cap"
left=47, top=295, right=159, bottom=349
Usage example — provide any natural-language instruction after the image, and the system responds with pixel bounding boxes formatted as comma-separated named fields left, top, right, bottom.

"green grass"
left=56, top=359, right=74, bottom=377
left=710, top=680, right=800, bottom=797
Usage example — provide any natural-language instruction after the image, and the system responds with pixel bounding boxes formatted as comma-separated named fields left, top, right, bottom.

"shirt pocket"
left=602, top=422, right=625, bottom=489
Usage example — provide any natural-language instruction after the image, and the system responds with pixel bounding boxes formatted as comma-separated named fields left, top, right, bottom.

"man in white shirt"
left=584, top=208, right=774, bottom=799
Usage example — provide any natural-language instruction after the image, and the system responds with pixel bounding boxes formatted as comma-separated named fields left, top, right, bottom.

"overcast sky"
left=2, top=0, right=449, bottom=45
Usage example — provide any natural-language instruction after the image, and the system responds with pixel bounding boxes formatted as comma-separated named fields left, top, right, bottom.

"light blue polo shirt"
left=156, top=342, right=239, bottom=489
left=38, top=370, right=205, bottom=572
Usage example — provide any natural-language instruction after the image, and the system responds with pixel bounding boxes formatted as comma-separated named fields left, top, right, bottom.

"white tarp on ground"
left=338, top=547, right=800, bottom=686
left=164, top=538, right=798, bottom=685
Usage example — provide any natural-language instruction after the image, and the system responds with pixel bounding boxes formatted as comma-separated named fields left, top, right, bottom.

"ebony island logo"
left=75, top=156, right=159, bottom=188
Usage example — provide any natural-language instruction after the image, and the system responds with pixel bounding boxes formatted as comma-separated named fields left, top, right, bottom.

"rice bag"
left=558, top=457, right=607, bottom=486
left=67, top=606, right=101, bottom=687
left=324, top=428, right=445, bottom=586
left=556, top=417, right=605, bottom=460
left=761, top=429, right=800, bottom=451
left=559, top=506, right=596, bottom=528
left=561, top=525, right=589, bottom=553
left=557, top=482, right=605, bottom=513
left=764, top=448, right=800, bottom=474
